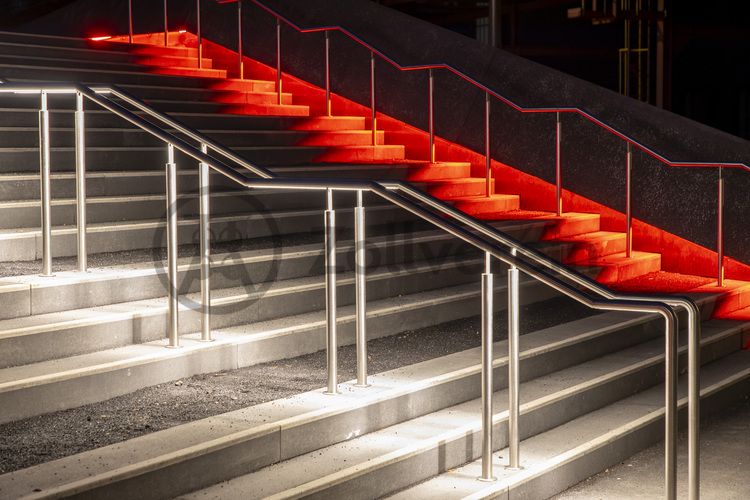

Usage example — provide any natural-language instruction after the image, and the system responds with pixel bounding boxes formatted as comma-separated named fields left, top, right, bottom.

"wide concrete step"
left=0, top=107, right=364, bottom=131
left=183, top=321, right=745, bottom=500
left=390, top=348, right=750, bottom=500
left=0, top=144, right=405, bottom=172
left=0, top=309, right=669, bottom=498
left=0, top=268, right=567, bottom=424
left=0, top=127, right=384, bottom=148
left=0, top=204, right=417, bottom=261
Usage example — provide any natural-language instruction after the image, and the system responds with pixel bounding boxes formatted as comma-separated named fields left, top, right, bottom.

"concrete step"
left=578, top=251, right=663, bottom=284
left=0, top=204, right=417, bottom=261
left=0, top=127, right=383, bottom=148
left=389, top=348, right=750, bottom=500
left=183, top=321, right=746, bottom=500
left=272, top=162, right=472, bottom=181
left=0, top=267, right=574, bottom=424
left=0, top=309, right=671, bottom=498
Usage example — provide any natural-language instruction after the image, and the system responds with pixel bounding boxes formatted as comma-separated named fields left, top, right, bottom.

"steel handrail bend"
left=0, top=81, right=681, bottom=497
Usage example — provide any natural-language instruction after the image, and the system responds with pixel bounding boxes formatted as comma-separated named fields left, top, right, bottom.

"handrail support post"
left=507, top=249, right=521, bottom=470
left=196, top=0, right=202, bottom=68
left=325, top=31, right=331, bottom=116
left=276, top=18, right=283, bottom=104
left=626, top=142, right=633, bottom=257
left=199, top=143, right=212, bottom=342
left=165, top=144, right=180, bottom=348
left=370, top=51, right=377, bottom=146
left=485, top=92, right=492, bottom=198
left=75, top=92, right=87, bottom=273
left=354, top=190, right=369, bottom=387
left=163, top=0, right=168, bottom=47
left=39, top=90, right=53, bottom=277
left=556, top=112, right=562, bottom=216
left=237, top=1, right=244, bottom=79
left=128, top=0, right=133, bottom=44
left=478, top=252, right=497, bottom=482
left=324, top=189, right=339, bottom=394
left=428, top=69, right=436, bottom=163
left=717, top=167, right=725, bottom=287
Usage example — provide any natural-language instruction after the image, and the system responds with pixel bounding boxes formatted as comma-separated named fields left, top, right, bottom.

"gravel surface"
left=0, top=297, right=593, bottom=474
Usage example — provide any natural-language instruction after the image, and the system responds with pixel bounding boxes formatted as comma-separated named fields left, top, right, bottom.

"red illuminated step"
left=312, top=145, right=406, bottom=162
left=424, top=177, right=495, bottom=198
left=559, top=231, right=628, bottom=264
left=580, top=251, right=662, bottom=284
left=405, top=162, right=472, bottom=181
left=449, top=193, right=521, bottom=213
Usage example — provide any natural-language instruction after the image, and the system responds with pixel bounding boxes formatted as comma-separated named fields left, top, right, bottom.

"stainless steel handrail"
left=0, top=80, right=683, bottom=497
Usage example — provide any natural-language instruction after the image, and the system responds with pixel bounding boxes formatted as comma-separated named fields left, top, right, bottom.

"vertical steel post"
left=479, top=252, right=496, bottom=482
left=665, top=316, right=677, bottom=500
left=325, top=31, right=331, bottom=116
left=75, top=92, right=87, bottom=273
left=507, top=250, right=521, bottom=470
left=354, top=190, right=368, bottom=387
left=276, top=18, right=283, bottom=105
left=39, top=91, right=53, bottom=277
left=163, top=0, right=168, bottom=47
left=555, top=112, right=562, bottom=216
left=199, top=143, right=212, bottom=342
left=625, top=142, right=633, bottom=258
left=428, top=69, right=436, bottom=163
left=324, top=189, right=338, bottom=394
left=237, top=1, right=243, bottom=79
left=166, top=144, right=179, bottom=348
left=128, top=0, right=133, bottom=43
left=484, top=92, right=492, bottom=197
left=717, top=167, right=724, bottom=287
left=196, top=0, right=202, bottom=69
left=370, top=51, right=377, bottom=146
left=688, top=308, right=701, bottom=500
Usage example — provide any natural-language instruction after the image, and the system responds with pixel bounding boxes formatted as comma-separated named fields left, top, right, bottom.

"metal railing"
left=0, top=80, right=689, bottom=498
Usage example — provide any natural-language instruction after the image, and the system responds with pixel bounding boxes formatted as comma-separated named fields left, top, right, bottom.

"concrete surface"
left=554, top=395, right=750, bottom=500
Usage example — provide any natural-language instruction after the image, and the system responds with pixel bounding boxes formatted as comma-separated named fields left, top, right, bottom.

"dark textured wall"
left=17, top=0, right=750, bottom=262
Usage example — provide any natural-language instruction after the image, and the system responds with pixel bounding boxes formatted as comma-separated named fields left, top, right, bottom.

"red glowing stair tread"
left=557, top=231, right=627, bottom=264
left=577, top=251, right=662, bottom=284
left=448, top=194, right=521, bottom=213
left=609, top=271, right=715, bottom=294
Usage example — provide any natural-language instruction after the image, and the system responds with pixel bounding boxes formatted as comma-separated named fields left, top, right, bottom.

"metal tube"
left=665, top=310, right=677, bottom=500
left=325, top=31, right=331, bottom=116
left=163, top=0, right=168, bottom=47
left=166, top=144, right=179, bottom=348
left=688, top=305, right=701, bottom=500
left=199, top=143, right=212, bottom=342
left=428, top=69, right=435, bottom=163
left=485, top=92, right=491, bottom=198
left=197, top=0, right=202, bottom=69
left=626, top=142, right=633, bottom=257
left=39, top=91, right=53, bottom=277
left=324, top=189, right=338, bottom=394
left=479, top=252, right=496, bottom=481
left=490, top=0, right=498, bottom=47
left=75, top=92, right=87, bottom=273
left=237, top=1, right=243, bottom=79
left=556, top=112, right=562, bottom=216
left=354, top=190, right=368, bottom=387
left=276, top=18, right=282, bottom=105
left=717, top=167, right=724, bottom=287
left=128, top=0, right=133, bottom=44
left=370, top=51, right=377, bottom=146
left=507, top=255, right=521, bottom=470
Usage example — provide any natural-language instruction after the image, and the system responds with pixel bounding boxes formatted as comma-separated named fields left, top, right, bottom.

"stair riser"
left=0, top=261, right=484, bottom=370
left=1, top=236, right=479, bottom=320
left=562, top=237, right=628, bottom=264
left=0, top=110, right=363, bottom=131
left=0, top=32, right=195, bottom=56
left=591, top=255, right=662, bottom=284
left=0, top=147, right=405, bottom=173
left=426, top=181, right=495, bottom=198
left=26, top=313, right=663, bottom=499
left=0, top=206, right=418, bottom=261
left=451, top=196, right=521, bottom=213
left=0, top=129, right=382, bottom=149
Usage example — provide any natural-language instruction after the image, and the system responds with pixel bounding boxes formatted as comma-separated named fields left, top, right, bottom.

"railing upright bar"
left=199, top=143, right=212, bottom=342
left=717, top=167, right=725, bottom=287
left=38, top=91, right=53, bottom=277
left=507, top=249, right=521, bottom=470
left=626, top=142, right=633, bottom=257
left=428, top=69, right=435, bottom=163
left=237, top=1, right=244, bottom=79
left=163, top=0, right=168, bottom=47
left=484, top=92, right=492, bottom=198
left=196, top=0, right=202, bottom=68
left=128, top=0, right=133, bottom=43
left=324, top=31, right=331, bottom=116
left=689, top=312, right=701, bottom=500
left=479, top=251, right=496, bottom=481
left=370, top=51, right=377, bottom=146
left=166, top=143, right=180, bottom=348
left=324, top=189, right=339, bottom=394
left=354, top=190, right=368, bottom=387
left=555, top=111, right=562, bottom=216
left=665, top=317, right=678, bottom=500
left=75, top=92, right=87, bottom=273
left=276, top=18, right=283, bottom=104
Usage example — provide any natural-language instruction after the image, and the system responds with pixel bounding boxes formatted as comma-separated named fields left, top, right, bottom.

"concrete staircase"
left=0, top=29, right=748, bottom=500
